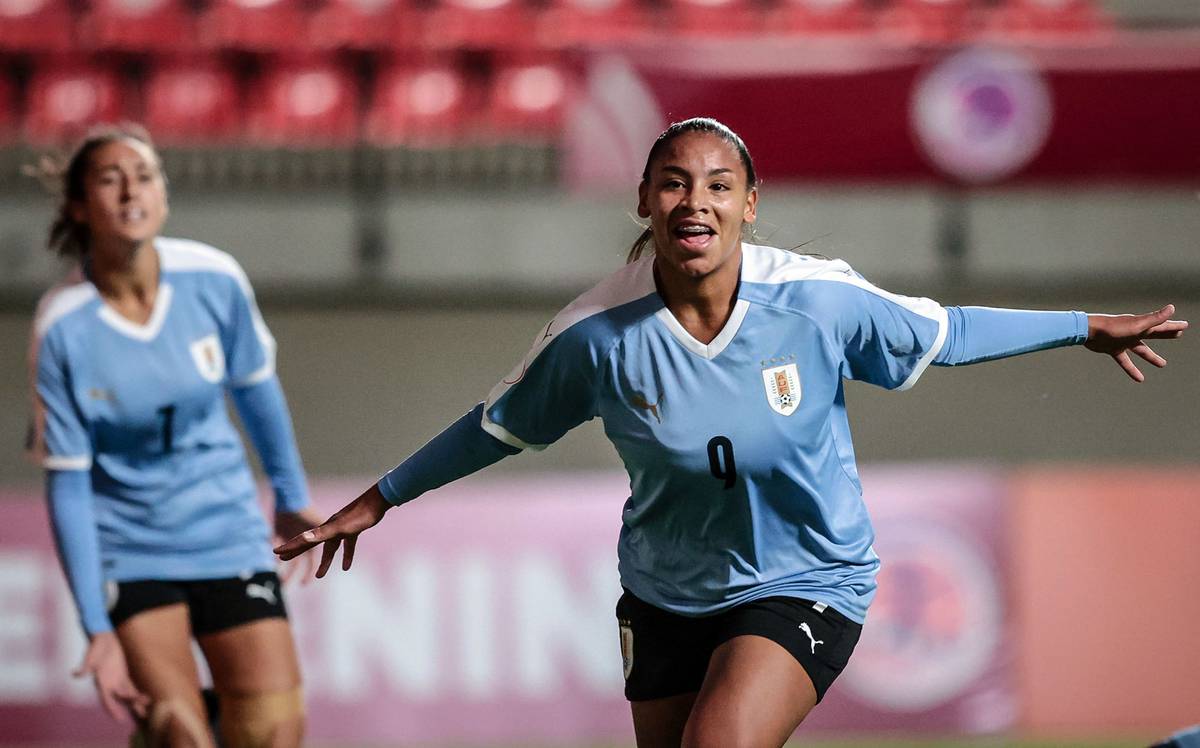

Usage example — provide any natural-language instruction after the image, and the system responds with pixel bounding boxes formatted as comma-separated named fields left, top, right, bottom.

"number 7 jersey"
left=481, top=243, right=949, bottom=623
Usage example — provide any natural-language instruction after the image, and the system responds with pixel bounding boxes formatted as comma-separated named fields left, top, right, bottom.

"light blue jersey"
left=378, top=243, right=1087, bottom=624
left=29, top=237, right=309, bottom=632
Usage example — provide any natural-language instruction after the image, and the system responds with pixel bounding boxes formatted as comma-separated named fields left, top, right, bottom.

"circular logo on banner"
left=840, top=522, right=1002, bottom=711
left=911, top=48, right=1052, bottom=183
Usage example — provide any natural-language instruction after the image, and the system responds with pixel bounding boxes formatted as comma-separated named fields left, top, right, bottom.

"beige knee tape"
left=217, top=687, right=305, bottom=748
left=130, top=698, right=213, bottom=748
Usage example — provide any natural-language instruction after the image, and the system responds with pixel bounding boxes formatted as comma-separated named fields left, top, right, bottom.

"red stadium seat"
left=535, top=0, right=652, bottom=48
left=308, top=0, right=418, bottom=51
left=768, top=0, right=873, bottom=36
left=364, top=59, right=474, bottom=145
left=877, top=0, right=976, bottom=43
left=78, top=0, right=196, bottom=52
left=979, top=0, right=1112, bottom=40
left=245, top=58, right=359, bottom=144
left=143, top=60, right=240, bottom=144
left=199, top=0, right=309, bottom=51
left=24, top=61, right=124, bottom=144
left=662, top=0, right=763, bottom=37
left=420, top=0, right=537, bottom=51
left=0, top=0, right=73, bottom=53
left=485, top=58, right=574, bottom=140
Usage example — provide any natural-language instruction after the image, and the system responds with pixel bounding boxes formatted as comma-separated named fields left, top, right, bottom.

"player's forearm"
left=377, top=402, right=520, bottom=507
left=934, top=306, right=1088, bottom=366
left=46, top=470, right=112, bottom=636
left=230, top=375, right=310, bottom=513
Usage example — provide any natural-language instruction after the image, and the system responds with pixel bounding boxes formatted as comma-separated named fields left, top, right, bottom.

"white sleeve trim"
left=805, top=268, right=949, bottom=392
left=480, top=412, right=546, bottom=452
left=44, top=455, right=93, bottom=471
left=895, top=304, right=948, bottom=391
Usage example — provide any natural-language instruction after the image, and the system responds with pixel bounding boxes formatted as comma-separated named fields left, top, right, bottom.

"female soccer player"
left=276, top=117, right=1187, bottom=748
left=27, top=124, right=321, bottom=748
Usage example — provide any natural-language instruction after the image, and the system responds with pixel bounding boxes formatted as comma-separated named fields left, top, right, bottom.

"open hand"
left=1086, top=304, right=1188, bottom=382
left=75, top=631, right=149, bottom=724
left=273, top=484, right=392, bottom=578
left=274, top=507, right=326, bottom=584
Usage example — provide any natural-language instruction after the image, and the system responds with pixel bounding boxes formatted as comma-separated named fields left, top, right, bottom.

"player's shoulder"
left=739, top=243, right=869, bottom=308
left=157, top=236, right=253, bottom=295
left=551, top=255, right=660, bottom=344
left=741, top=243, right=857, bottom=287
left=32, top=266, right=97, bottom=344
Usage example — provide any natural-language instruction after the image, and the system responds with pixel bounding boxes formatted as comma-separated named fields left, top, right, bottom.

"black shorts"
left=107, top=571, right=288, bottom=636
left=616, top=588, right=862, bottom=703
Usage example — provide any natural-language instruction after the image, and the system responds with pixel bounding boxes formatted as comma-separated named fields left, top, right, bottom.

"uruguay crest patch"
left=189, top=333, right=226, bottom=384
left=762, top=363, right=801, bottom=416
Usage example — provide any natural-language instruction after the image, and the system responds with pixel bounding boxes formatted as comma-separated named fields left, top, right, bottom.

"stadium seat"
left=0, top=0, right=73, bottom=53
left=768, top=0, right=873, bottom=35
left=876, top=0, right=976, bottom=43
left=245, top=58, right=359, bottom=144
left=78, top=0, right=196, bottom=52
left=662, top=0, right=763, bottom=37
left=484, top=58, right=573, bottom=140
left=143, top=60, right=240, bottom=143
left=199, top=0, right=309, bottom=51
left=364, top=59, right=474, bottom=145
left=534, top=0, right=652, bottom=48
left=307, top=0, right=418, bottom=51
left=24, top=61, right=124, bottom=144
left=420, top=0, right=537, bottom=51
left=979, top=0, right=1112, bottom=40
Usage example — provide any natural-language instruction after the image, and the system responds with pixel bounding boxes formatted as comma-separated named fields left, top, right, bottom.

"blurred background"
left=1, top=0, right=1198, bottom=745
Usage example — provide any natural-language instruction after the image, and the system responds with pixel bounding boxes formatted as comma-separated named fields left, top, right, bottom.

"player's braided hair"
left=627, top=117, right=758, bottom=263
left=26, top=123, right=161, bottom=261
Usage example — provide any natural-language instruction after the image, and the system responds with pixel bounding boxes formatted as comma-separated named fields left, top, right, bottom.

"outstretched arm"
left=273, top=402, right=520, bottom=576
left=1084, top=304, right=1187, bottom=382
left=934, top=304, right=1187, bottom=381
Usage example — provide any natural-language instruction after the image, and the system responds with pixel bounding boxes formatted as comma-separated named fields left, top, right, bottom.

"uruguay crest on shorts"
left=762, top=363, right=801, bottom=416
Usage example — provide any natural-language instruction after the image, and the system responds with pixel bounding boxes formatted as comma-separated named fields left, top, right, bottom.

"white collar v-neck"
left=96, top=282, right=173, bottom=342
left=655, top=298, right=751, bottom=360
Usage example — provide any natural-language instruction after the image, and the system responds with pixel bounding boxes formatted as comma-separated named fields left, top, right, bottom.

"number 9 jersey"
left=27, top=238, right=282, bottom=583
left=481, top=243, right=949, bottom=624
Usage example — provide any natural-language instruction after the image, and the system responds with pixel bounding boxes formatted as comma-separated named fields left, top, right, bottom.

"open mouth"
left=673, top=223, right=715, bottom=250
left=120, top=207, right=147, bottom=223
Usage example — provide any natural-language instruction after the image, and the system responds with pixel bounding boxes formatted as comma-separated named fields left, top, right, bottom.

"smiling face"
left=70, top=138, right=168, bottom=259
left=637, top=130, right=757, bottom=283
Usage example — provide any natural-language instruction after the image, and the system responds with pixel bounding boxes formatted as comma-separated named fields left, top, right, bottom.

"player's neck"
left=87, top=238, right=160, bottom=323
left=654, top=255, right=740, bottom=345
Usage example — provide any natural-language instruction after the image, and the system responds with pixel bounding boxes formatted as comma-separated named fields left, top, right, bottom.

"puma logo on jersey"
left=631, top=393, right=663, bottom=423
left=246, top=581, right=278, bottom=606
left=799, top=622, right=824, bottom=654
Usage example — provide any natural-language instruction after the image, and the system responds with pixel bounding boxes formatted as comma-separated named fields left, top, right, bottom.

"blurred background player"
left=25, top=123, right=321, bottom=748
left=276, top=117, right=1187, bottom=748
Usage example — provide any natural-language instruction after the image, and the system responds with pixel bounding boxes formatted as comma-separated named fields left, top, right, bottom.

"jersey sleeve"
left=480, top=316, right=604, bottom=451
left=219, top=260, right=277, bottom=388
left=28, top=332, right=93, bottom=470
left=46, top=470, right=112, bottom=635
left=820, top=274, right=948, bottom=391
left=935, top=306, right=1089, bottom=365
